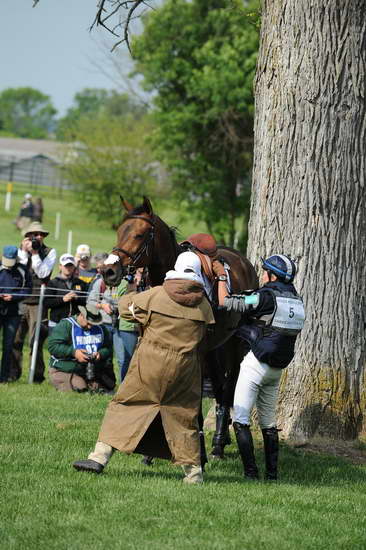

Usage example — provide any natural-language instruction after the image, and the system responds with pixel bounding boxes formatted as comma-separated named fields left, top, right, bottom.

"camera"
left=111, top=308, right=119, bottom=329
left=31, top=237, right=41, bottom=251
left=85, top=353, right=96, bottom=382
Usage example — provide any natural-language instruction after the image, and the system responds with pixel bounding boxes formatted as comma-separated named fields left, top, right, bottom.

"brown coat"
left=98, top=281, right=215, bottom=465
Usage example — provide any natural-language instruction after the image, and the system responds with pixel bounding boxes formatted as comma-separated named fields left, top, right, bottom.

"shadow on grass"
left=204, top=441, right=366, bottom=487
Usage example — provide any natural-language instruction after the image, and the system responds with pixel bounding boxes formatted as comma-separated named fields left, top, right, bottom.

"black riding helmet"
left=261, top=254, right=296, bottom=283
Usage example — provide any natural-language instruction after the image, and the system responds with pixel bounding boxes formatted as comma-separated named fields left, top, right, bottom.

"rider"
left=213, top=254, right=305, bottom=481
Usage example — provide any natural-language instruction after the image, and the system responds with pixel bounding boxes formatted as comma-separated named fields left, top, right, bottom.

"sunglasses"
left=29, top=232, right=45, bottom=237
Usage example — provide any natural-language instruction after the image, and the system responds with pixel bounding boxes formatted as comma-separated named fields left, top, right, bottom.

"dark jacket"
left=46, top=275, right=88, bottom=324
left=0, top=263, right=32, bottom=316
left=235, top=281, right=302, bottom=369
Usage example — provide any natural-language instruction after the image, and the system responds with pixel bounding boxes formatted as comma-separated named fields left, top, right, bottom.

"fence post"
left=28, top=284, right=46, bottom=384
left=55, top=212, right=61, bottom=240
left=4, top=182, right=12, bottom=211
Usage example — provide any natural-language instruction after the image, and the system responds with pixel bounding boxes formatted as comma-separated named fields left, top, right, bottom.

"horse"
left=101, top=196, right=259, bottom=459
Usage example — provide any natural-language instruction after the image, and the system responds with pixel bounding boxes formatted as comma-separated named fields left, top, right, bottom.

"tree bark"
left=248, top=0, right=366, bottom=439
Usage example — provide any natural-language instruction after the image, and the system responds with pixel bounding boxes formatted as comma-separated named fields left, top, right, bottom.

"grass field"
left=1, top=181, right=366, bottom=549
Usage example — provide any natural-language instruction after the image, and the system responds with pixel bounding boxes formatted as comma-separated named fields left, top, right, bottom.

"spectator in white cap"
left=46, top=253, right=88, bottom=335
left=75, top=244, right=97, bottom=288
left=12, top=222, right=57, bottom=383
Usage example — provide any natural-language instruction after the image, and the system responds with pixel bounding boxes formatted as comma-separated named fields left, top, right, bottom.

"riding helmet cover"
left=261, top=254, right=296, bottom=282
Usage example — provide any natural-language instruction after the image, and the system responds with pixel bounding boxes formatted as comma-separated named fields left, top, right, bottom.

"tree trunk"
left=248, top=0, right=366, bottom=439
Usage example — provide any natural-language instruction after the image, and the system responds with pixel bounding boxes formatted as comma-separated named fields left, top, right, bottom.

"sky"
left=0, top=0, right=134, bottom=116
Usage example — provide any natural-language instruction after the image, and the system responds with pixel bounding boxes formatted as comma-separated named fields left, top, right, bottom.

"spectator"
left=11, top=222, right=57, bottom=383
left=46, top=254, right=88, bottom=335
left=32, top=198, right=44, bottom=223
left=88, top=260, right=139, bottom=383
left=0, top=246, right=32, bottom=383
left=48, top=304, right=115, bottom=393
left=75, top=244, right=97, bottom=288
left=16, top=193, right=34, bottom=231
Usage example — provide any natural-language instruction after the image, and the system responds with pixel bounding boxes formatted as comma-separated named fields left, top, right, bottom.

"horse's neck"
left=149, top=217, right=180, bottom=286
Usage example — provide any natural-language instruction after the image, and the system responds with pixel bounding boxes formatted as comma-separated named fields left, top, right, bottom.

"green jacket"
left=48, top=317, right=112, bottom=375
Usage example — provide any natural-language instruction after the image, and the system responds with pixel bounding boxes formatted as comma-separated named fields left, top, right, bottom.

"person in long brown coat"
left=73, top=252, right=215, bottom=484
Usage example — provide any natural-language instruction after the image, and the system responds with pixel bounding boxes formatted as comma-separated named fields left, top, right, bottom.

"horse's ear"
left=142, top=196, right=153, bottom=216
left=120, top=196, right=133, bottom=212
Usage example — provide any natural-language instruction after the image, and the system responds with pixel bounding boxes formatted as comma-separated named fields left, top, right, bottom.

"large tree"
left=0, top=87, right=57, bottom=139
left=133, top=0, right=259, bottom=246
left=248, top=0, right=366, bottom=440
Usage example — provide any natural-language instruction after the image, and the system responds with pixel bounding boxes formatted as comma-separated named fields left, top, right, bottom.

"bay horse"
left=102, top=196, right=258, bottom=459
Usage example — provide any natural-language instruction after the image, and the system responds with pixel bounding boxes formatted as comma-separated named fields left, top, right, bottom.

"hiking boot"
left=73, top=459, right=104, bottom=474
left=182, top=464, right=203, bottom=485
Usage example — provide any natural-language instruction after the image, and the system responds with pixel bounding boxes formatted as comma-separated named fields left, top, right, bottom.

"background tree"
left=248, top=0, right=366, bottom=440
left=133, top=0, right=259, bottom=247
left=61, top=115, right=156, bottom=227
left=56, top=88, right=147, bottom=140
left=0, top=87, right=57, bottom=139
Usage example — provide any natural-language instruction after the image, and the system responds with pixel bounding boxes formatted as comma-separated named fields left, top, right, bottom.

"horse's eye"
left=135, top=234, right=143, bottom=239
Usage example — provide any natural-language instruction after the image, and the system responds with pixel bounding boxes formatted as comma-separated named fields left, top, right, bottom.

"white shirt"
left=18, top=248, right=57, bottom=279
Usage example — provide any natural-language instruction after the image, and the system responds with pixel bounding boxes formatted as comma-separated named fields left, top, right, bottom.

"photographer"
left=13, top=222, right=56, bottom=382
left=46, top=253, right=88, bottom=334
left=48, top=304, right=114, bottom=393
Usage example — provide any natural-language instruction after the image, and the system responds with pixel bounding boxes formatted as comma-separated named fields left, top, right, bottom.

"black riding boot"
left=211, top=405, right=231, bottom=459
left=200, top=430, right=208, bottom=470
left=233, top=422, right=259, bottom=479
left=262, top=427, right=279, bottom=481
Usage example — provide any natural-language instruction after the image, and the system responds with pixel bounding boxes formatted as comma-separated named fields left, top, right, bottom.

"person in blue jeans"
left=88, top=256, right=138, bottom=383
left=0, top=246, right=32, bottom=382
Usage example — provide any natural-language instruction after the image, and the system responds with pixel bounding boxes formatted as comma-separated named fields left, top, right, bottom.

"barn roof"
left=0, top=137, right=62, bottom=163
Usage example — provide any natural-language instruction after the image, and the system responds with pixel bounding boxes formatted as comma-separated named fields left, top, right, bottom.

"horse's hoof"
left=209, top=452, right=226, bottom=460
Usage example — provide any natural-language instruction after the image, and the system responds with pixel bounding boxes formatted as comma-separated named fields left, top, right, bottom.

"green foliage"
left=61, top=116, right=157, bottom=228
left=133, top=0, right=260, bottom=247
left=56, top=88, right=147, bottom=141
left=0, top=87, right=57, bottom=139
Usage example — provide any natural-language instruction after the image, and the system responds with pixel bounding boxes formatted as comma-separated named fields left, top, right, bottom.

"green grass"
left=1, top=377, right=366, bottom=550
left=1, top=182, right=366, bottom=549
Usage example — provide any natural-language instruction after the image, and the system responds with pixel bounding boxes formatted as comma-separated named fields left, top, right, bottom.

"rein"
left=112, top=214, right=155, bottom=271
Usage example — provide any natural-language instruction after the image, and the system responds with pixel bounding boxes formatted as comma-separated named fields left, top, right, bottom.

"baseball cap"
left=76, top=244, right=91, bottom=258
left=2, top=245, right=18, bottom=268
left=59, top=253, right=76, bottom=267
left=24, top=193, right=32, bottom=200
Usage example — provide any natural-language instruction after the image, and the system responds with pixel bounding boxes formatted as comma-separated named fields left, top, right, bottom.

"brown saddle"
left=179, top=233, right=218, bottom=283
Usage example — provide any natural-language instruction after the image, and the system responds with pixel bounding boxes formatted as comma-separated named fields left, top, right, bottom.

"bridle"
left=111, top=215, right=155, bottom=273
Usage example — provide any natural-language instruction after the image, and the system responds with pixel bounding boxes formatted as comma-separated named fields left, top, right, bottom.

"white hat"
left=24, top=193, right=32, bottom=200
left=165, top=251, right=204, bottom=286
left=59, top=253, right=76, bottom=266
left=76, top=244, right=91, bottom=258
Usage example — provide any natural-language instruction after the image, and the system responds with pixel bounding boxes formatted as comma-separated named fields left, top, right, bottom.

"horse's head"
left=101, top=196, right=155, bottom=287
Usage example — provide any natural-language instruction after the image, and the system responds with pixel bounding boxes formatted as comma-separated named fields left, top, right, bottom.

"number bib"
left=67, top=317, right=104, bottom=355
left=271, top=296, right=305, bottom=334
